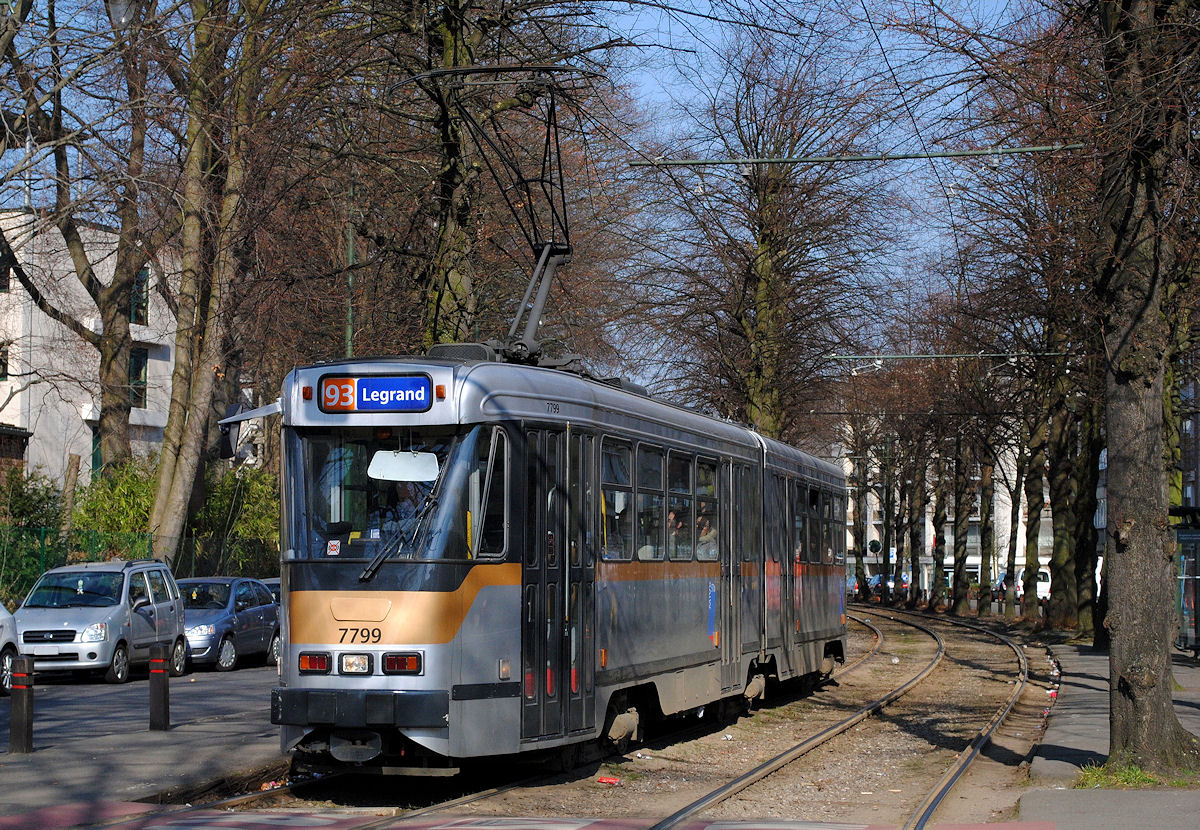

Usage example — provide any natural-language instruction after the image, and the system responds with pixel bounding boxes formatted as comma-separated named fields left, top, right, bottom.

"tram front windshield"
left=298, top=424, right=506, bottom=563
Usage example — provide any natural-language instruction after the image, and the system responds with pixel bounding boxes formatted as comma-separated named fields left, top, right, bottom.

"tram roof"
left=283, top=356, right=843, bottom=483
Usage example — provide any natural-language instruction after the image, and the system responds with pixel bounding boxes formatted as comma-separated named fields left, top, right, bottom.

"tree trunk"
left=930, top=454, right=949, bottom=609
left=892, top=475, right=909, bottom=603
left=951, top=439, right=972, bottom=616
left=907, top=461, right=926, bottom=608
left=1046, top=367, right=1078, bottom=629
left=1004, top=443, right=1027, bottom=621
left=977, top=459, right=995, bottom=617
left=149, top=2, right=214, bottom=543
left=1096, top=0, right=1200, bottom=773
left=1073, top=397, right=1104, bottom=640
left=1022, top=418, right=1047, bottom=621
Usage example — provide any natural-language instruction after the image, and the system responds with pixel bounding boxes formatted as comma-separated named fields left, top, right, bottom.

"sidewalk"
left=1018, top=643, right=1200, bottom=828
left=0, top=707, right=286, bottom=827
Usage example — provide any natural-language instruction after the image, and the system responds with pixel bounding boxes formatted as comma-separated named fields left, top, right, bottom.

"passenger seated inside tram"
left=667, top=508, right=689, bottom=558
left=696, top=513, right=717, bottom=559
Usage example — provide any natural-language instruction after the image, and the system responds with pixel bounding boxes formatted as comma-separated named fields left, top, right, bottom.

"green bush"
left=0, top=467, right=62, bottom=528
left=72, top=458, right=156, bottom=533
left=193, top=464, right=280, bottom=543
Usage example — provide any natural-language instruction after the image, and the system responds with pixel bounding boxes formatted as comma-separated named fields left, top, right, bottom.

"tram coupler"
left=744, top=673, right=766, bottom=703
left=607, top=707, right=640, bottom=744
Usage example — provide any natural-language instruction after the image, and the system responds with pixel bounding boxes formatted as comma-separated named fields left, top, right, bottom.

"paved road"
left=0, top=662, right=278, bottom=752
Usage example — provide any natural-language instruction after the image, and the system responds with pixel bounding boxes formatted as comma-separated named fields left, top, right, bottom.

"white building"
left=848, top=454, right=1056, bottom=590
left=0, top=210, right=175, bottom=483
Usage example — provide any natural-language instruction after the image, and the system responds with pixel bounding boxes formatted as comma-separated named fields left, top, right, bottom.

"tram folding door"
left=522, top=429, right=595, bottom=742
left=719, top=460, right=739, bottom=692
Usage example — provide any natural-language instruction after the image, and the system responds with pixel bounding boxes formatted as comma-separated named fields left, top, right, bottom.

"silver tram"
left=262, top=351, right=847, bottom=774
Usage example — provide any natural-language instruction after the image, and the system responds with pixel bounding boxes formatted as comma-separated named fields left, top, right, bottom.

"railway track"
left=82, top=611, right=1036, bottom=828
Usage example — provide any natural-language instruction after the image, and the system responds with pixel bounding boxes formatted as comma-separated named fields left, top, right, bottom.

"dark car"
left=261, top=577, right=281, bottom=605
left=178, top=577, right=279, bottom=671
left=866, top=574, right=893, bottom=597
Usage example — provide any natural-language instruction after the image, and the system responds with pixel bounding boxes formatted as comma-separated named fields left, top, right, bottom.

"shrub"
left=0, top=467, right=62, bottom=529
left=72, top=458, right=157, bottom=533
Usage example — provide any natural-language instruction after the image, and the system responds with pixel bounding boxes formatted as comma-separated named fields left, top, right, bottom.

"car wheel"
left=0, top=646, right=15, bottom=695
left=216, top=637, right=238, bottom=672
left=105, top=643, right=130, bottom=684
left=267, top=631, right=280, bottom=666
left=169, top=638, right=187, bottom=677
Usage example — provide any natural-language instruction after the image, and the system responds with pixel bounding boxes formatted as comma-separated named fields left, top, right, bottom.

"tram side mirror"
left=368, top=450, right=440, bottom=482
left=218, top=423, right=238, bottom=459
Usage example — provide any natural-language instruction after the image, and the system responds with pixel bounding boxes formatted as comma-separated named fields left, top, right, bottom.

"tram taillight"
left=299, top=652, right=330, bottom=674
left=383, top=652, right=422, bottom=674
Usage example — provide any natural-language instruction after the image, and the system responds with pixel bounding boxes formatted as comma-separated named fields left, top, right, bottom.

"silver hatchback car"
left=15, top=559, right=187, bottom=683
left=1, top=603, right=17, bottom=694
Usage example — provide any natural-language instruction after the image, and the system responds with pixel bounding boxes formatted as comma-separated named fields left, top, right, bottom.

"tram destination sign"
left=319, top=374, right=433, bottom=413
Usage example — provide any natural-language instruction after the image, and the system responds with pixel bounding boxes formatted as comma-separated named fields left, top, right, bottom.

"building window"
left=130, top=347, right=148, bottom=408
left=0, top=345, right=7, bottom=380
left=130, top=267, right=149, bottom=325
left=91, top=426, right=101, bottom=477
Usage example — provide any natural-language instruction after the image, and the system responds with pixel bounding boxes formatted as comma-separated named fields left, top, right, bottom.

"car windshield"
left=180, top=582, right=231, bottom=609
left=24, top=572, right=124, bottom=608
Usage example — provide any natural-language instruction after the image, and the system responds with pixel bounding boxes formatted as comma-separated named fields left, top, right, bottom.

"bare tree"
left=1092, top=0, right=1200, bottom=772
left=630, top=21, right=898, bottom=439
left=2, top=1, right=183, bottom=473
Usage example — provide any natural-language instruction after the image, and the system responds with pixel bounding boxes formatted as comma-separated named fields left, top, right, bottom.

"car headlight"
left=81, top=622, right=108, bottom=642
left=187, top=624, right=216, bottom=637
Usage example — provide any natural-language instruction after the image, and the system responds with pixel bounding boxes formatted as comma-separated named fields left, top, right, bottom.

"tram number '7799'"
left=339, top=627, right=382, bottom=644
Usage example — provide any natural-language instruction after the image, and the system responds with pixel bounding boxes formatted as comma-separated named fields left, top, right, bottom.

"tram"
left=247, top=346, right=847, bottom=774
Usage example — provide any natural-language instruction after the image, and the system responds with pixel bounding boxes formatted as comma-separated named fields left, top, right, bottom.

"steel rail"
left=87, top=616, right=889, bottom=829
left=883, top=610, right=1030, bottom=830
left=646, top=613, right=946, bottom=830
left=353, top=615, right=890, bottom=826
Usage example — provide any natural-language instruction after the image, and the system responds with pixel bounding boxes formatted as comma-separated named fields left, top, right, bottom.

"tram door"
left=522, top=429, right=595, bottom=741
left=720, top=460, right=739, bottom=691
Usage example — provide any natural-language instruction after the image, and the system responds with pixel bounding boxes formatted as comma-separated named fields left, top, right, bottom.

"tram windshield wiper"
left=358, top=495, right=438, bottom=582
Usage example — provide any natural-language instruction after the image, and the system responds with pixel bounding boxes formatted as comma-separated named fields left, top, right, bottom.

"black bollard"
left=10, top=655, right=34, bottom=753
left=149, top=643, right=170, bottom=730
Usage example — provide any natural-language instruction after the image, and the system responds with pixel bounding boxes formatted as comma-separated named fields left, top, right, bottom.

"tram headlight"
left=339, top=653, right=373, bottom=675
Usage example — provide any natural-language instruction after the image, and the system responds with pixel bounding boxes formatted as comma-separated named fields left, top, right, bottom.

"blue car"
left=178, top=577, right=279, bottom=671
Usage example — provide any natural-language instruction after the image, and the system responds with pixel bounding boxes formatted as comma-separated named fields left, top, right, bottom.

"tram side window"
left=807, top=488, right=821, bottom=564
left=766, top=475, right=787, bottom=564
left=792, top=482, right=807, bottom=563
left=741, top=465, right=762, bottom=562
left=581, top=434, right=595, bottom=565
left=569, top=434, right=590, bottom=567
left=601, top=438, right=633, bottom=561
left=667, top=451, right=693, bottom=560
left=822, top=490, right=834, bottom=563
left=636, top=445, right=665, bottom=561
left=471, top=427, right=507, bottom=559
left=833, top=495, right=846, bottom=563
left=695, top=458, right=718, bottom=561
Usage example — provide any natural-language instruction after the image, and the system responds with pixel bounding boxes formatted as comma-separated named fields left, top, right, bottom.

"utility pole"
left=345, top=177, right=355, bottom=358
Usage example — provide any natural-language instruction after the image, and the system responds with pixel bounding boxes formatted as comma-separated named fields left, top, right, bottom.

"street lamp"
left=105, top=0, right=140, bottom=29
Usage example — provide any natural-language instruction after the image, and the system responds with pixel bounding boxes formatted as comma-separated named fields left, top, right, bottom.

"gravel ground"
left=231, top=611, right=1057, bottom=826
left=440, top=612, right=1054, bottom=826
